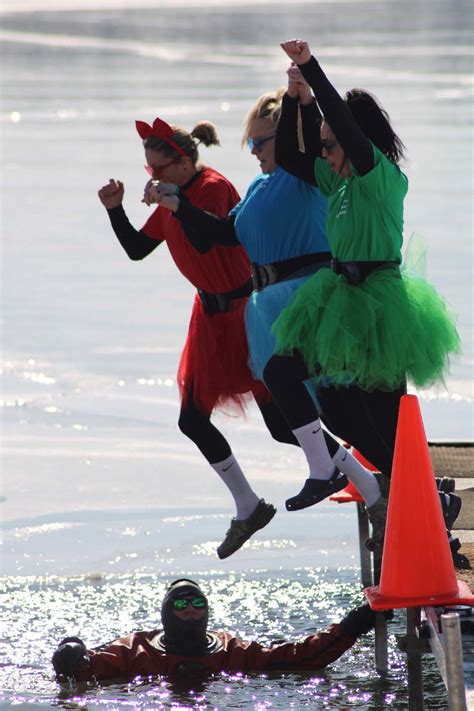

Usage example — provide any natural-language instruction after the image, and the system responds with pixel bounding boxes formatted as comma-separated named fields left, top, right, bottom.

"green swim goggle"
left=173, top=596, right=207, bottom=610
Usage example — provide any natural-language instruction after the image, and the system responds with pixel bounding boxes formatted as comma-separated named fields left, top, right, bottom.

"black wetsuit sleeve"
left=107, top=205, right=162, bottom=260
left=173, top=195, right=239, bottom=254
left=275, top=93, right=318, bottom=185
left=300, top=98, right=323, bottom=155
left=299, top=56, right=374, bottom=176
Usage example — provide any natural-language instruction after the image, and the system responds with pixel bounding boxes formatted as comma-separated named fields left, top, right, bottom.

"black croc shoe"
left=285, top=469, right=348, bottom=511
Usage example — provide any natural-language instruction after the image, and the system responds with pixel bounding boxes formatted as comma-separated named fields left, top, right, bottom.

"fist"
left=98, top=179, right=124, bottom=209
left=52, top=639, right=90, bottom=679
left=280, top=40, right=312, bottom=66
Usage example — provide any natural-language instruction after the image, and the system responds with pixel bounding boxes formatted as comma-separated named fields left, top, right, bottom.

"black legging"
left=178, top=384, right=340, bottom=464
left=263, top=353, right=404, bottom=477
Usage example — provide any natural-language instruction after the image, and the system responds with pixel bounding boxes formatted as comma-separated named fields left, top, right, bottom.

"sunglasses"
left=247, top=134, right=276, bottom=153
left=173, top=596, right=207, bottom=611
left=145, top=158, right=177, bottom=177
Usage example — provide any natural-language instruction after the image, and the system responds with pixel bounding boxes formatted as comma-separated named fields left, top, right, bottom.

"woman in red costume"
left=98, top=117, right=291, bottom=558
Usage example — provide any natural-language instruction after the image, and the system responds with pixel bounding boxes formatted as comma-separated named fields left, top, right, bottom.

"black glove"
left=52, top=636, right=90, bottom=678
left=340, top=604, right=388, bottom=638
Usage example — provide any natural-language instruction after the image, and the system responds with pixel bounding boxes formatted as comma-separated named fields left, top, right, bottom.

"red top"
left=141, top=167, right=250, bottom=293
left=75, top=625, right=356, bottom=681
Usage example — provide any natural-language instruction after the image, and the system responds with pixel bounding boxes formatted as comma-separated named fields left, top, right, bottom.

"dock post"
left=357, top=502, right=372, bottom=588
left=374, top=612, right=388, bottom=674
left=406, top=607, right=424, bottom=710
left=441, top=612, right=467, bottom=711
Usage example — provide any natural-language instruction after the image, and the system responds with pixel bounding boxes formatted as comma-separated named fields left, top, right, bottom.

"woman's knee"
left=178, top=406, right=204, bottom=440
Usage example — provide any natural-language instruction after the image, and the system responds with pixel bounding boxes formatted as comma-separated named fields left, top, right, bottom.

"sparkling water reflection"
left=1, top=571, right=448, bottom=709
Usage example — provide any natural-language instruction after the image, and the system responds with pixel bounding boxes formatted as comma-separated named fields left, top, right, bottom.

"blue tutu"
left=245, top=272, right=328, bottom=412
left=245, top=274, right=310, bottom=381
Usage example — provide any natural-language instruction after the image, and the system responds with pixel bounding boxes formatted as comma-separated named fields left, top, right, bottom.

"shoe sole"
left=286, top=474, right=348, bottom=511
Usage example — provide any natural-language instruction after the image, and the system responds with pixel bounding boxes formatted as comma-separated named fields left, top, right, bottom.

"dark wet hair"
left=144, top=121, right=220, bottom=164
left=345, top=89, right=406, bottom=164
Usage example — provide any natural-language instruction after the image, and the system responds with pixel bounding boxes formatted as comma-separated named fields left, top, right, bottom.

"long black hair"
left=345, top=89, right=406, bottom=164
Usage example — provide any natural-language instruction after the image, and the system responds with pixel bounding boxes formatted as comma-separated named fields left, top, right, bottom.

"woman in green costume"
left=260, top=40, right=460, bottom=554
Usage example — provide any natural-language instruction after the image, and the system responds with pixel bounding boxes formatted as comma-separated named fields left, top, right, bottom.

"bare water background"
left=1, top=0, right=473, bottom=708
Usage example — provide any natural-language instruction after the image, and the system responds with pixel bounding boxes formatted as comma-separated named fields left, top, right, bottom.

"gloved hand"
left=340, top=604, right=393, bottom=638
left=52, top=636, right=90, bottom=679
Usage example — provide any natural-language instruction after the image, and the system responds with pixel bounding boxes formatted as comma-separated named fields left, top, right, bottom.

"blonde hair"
left=241, top=88, right=286, bottom=147
left=144, top=121, right=220, bottom=165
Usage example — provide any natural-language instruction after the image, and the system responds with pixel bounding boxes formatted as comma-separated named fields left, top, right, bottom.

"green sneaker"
left=217, top=499, right=276, bottom=559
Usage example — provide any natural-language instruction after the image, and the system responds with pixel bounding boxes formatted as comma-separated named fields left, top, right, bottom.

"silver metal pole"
left=374, top=612, right=388, bottom=674
left=407, top=607, right=424, bottom=710
left=441, top=613, right=467, bottom=711
left=357, top=502, right=372, bottom=587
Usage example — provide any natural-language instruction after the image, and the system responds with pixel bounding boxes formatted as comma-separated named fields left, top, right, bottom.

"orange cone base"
left=364, top=579, right=474, bottom=610
left=330, top=480, right=364, bottom=503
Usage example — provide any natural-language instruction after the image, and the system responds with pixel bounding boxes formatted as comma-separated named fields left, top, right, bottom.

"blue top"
left=230, top=167, right=329, bottom=264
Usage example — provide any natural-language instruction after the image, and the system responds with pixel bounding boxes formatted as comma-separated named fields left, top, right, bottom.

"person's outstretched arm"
left=236, top=603, right=379, bottom=672
left=145, top=183, right=239, bottom=254
left=281, top=40, right=374, bottom=176
left=98, top=179, right=162, bottom=260
left=52, top=632, right=168, bottom=683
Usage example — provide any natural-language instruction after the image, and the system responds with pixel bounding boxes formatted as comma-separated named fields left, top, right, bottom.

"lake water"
left=1, top=0, right=473, bottom=708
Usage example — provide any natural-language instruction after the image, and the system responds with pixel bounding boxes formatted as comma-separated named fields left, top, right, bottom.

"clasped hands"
left=281, top=40, right=313, bottom=104
left=142, top=181, right=180, bottom=212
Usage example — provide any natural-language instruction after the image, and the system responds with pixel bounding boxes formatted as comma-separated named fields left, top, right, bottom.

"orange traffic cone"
left=365, top=394, right=474, bottom=609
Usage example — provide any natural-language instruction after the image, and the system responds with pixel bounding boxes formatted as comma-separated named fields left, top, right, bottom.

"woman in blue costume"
left=146, top=75, right=388, bottom=524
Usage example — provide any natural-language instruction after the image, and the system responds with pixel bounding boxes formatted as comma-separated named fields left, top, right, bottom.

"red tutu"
left=178, top=295, right=269, bottom=415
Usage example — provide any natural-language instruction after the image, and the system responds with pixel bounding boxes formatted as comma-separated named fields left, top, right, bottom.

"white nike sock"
left=292, top=419, right=335, bottom=480
left=210, top=454, right=260, bottom=520
left=332, top=446, right=381, bottom=507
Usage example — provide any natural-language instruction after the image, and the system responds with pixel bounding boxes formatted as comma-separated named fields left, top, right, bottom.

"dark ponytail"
left=345, top=89, right=406, bottom=164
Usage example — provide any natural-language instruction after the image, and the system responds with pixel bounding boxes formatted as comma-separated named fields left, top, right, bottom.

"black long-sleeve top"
left=275, top=56, right=374, bottom=184
left=106, top=204, right=162, bottom=260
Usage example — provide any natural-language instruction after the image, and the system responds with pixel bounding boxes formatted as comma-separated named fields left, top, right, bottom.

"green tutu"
left=272, top=265, right=461, bottom=391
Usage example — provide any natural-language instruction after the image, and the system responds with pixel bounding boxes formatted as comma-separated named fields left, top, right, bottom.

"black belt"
left=197, top=278, right=253, bottom=315
left=251, top=252, right=331, bottom=291
left=330, top=259, right=400, bottom=285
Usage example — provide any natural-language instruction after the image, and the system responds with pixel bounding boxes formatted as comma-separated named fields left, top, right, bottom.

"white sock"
left=332, top=446, right=381, bottom=507
left=292, top=419, right=335, bottom=480
left=210, top=454, right=260, bottom=520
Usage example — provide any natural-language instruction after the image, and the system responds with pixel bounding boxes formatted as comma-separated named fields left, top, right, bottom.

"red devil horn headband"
left=135, top=117, right=188, bottom=157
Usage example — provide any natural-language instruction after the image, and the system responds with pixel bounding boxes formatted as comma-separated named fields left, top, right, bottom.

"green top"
left=314, top=144, right=408, bottom=262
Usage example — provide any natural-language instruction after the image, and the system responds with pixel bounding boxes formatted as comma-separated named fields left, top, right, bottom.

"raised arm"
left=281, top=40, right=374, bottom=175
left=287, top=64, right=323, bottom=155
left=98, top=179, right=162, bottom=260
left=275, top=93, right=319, bottom=185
